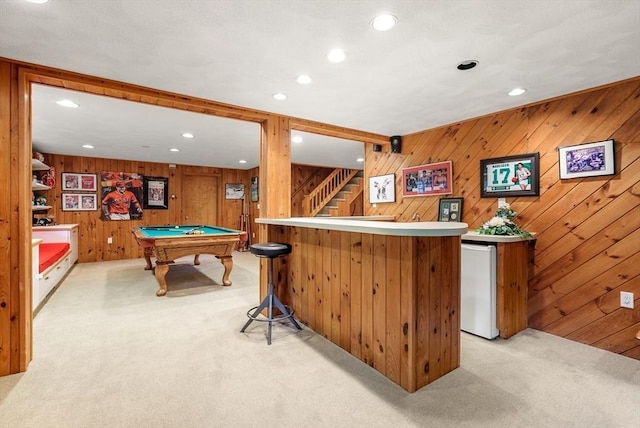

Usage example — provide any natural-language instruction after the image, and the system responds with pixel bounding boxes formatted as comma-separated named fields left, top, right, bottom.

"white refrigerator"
left=461, top=243, right=499, bottom=339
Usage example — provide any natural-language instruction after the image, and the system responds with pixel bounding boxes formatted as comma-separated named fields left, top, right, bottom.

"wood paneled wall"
left=365, top=77, right=640, bottom=359
left=34, top=156, right=332, bottom=263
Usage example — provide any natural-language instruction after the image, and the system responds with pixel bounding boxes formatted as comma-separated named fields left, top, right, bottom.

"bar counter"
left=256, top=217, right=468, bottom=392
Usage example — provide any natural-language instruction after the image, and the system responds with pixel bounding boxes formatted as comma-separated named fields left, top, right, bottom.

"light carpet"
left=1, top=252, right=638, bottom=428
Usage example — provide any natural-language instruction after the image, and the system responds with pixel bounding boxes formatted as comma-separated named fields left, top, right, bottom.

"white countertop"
left=462, top=230, right=536, bottom=243
left=256, top=217, right=468, bottom=237
left=33, top=223, right=79, bottom=231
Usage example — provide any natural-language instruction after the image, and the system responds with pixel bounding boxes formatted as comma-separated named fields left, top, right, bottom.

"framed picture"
left=100, top=171, right=144, bottom=221
left=438, top=197, right=463, bottom=222
left=250, top=176, right=259, bottom=202
left=143, top=176, right=169, bottom=209
left=369, top=173, right=395, bottom=203
left=558, top=139, right=615, bottom=179
left=402, top=161, right=453, bottom=197
left=62, top=172, right=97, bottom=191
left=225, top=183, right=245, bottom=200
left=62, top=193, right=97, bottom=211
left=480, top=153, right=539, bottom=198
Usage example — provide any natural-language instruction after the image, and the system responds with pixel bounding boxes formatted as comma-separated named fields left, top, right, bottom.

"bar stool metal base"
left=240, top=242, right=302, bottom=345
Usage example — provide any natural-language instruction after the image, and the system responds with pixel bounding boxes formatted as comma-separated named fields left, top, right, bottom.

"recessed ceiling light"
left=169, top=148, right=180, bottom=152
left=371, top=14, right=397, bottom=31
left=296, top=74, right=312, bottom=85
left=291, top=135, right=303, bottom=144
left=327, top=48, right=346, bottom=63
left=457, top=60, right=479, bottom=71
left=239, top=160, right=247, bottom=164
left=273, top=93, right=287, bottom=100
left=508, top=88, right=527, bottom=96
left=357, top=158, right=364, bottom=163
left=56, top=99, right=79, bottom=108
left=182, top=133, right=194, bottom=139
left=82, top=144, right=94, bottom=149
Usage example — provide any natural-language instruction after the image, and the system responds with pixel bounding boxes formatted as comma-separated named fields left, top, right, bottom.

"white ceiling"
left=1, top=0, right=639, bottom=170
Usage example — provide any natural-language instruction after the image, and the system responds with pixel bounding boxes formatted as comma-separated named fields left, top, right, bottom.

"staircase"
left=303, top=169, right=364, bottom=217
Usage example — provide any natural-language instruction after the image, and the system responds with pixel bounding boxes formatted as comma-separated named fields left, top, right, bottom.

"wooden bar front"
left=266, top=223, right=463, bottom=393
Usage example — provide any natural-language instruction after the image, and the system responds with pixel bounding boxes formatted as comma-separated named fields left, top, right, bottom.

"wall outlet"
left=107, top=237, right=113, bottom=244
left=620, top=291, right=634, bottom=309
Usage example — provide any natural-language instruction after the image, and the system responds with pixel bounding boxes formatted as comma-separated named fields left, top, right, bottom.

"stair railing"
left=303, top=168, right=359, bottom=217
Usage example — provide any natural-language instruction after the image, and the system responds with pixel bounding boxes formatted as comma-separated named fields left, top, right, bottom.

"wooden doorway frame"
left=0, top=57, right=389, bottom=375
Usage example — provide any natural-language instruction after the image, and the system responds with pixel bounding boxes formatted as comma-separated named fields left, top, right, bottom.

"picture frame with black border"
left=143, top=176, right=169, bottom=209
left=225, top=183, right=245, bottom=200
left=558, top=139, right=615, bottom=179
left=438, top=197, right=463, bottom=222
left=480, top=152, right=539, bottom=198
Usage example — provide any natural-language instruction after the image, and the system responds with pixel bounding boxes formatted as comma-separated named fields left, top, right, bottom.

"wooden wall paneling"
left=363, top=77, right=640, bottom=358
left=330, top=230, right=341, bottom=344
left=496, top=241, right=530, bottom=338
left=350, top=232, right=363, bottom=359
left=399, top=236, right=416, bottom=391
left=313, top=228, right=324, bottom=333
left=360, top=233, right=374, bottom=366
left=321, top=229, right=332, bottom=340
left=372, top=234, right=387, bottom=373
left=427, top=237, right=443, bottom=381
left=414, top=237, right=431, bottom=387
left=289, top=226, right=301, bottom=317
left=385, top=235, right=402, bottom=384
left=298, top=227, right=310, bottom=326
left=339, top=231, right=352, bottom=351
left=537, top=260, right=640, bottom=336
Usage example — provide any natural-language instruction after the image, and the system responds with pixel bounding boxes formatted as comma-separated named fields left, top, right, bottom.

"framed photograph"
left=225, top=183, right=245, bottom=200
left=438, top=197, right=463, bottom=222
left=250, top=176, right=259, bottom=202
left=402, top=161, right=453, bottom=197
left=480, top=153, right=539, bottom=198
left=143, top=176, right=169, bottom=209
left=369, top=173, right=395, bottom=203
left=62, top=193, right=97, bottom=211
left=62, top=172, right=97, bottom=191
left=558, top=139, right=615, bottom=179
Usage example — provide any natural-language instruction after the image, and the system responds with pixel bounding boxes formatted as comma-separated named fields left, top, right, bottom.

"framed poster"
left=143, top=176, right=169, bottom=209
left=62, top=193, right=97, bottom=211
left=402, top=161, right=453, bottom=197
left=480, top=153, right=539, bottom=198
left=438, top=197, right=463, bottom=222
left=250, top=176, right=259, bottom=202
left=62, top=172, right=97, bottom=191
left=369, top=173, right=395, bottom=203
left=100, top=171, right=144, bottom=220
left=225, top=183, right=245, bottom=200
left=558, top=139, right=615, bottom=179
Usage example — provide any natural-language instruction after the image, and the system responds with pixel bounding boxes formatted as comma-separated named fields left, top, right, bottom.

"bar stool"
left=240, top=242, right=302, bottom=344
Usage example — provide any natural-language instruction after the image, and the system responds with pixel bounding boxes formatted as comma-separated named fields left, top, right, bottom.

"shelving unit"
left=32, top=159, right=52, bottom=215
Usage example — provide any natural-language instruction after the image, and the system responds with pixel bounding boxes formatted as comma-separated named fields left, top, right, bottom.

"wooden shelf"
left=32, top=182, right=51, bottom=191
left=32, top=205, right=51, bottom=212
left=31, top=159, right=50, bottom=171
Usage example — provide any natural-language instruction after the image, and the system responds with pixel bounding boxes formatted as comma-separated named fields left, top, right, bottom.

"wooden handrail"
left=303, top=168, right=359, bottom=216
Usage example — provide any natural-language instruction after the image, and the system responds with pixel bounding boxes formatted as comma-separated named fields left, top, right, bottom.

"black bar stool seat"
left=240, top=242, right=302, bottom=344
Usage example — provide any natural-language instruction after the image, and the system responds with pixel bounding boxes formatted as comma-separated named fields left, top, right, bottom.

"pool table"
left=132, top=225, right=247, bottom=296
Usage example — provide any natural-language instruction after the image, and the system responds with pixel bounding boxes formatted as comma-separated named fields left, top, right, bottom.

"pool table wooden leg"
left=193, top=254, right=200, bottom=265
left=217, top=256, right=233, bottom=286
left=154, top=263, right=170, bottom=296
left=143, top=247, right=154, bottom=270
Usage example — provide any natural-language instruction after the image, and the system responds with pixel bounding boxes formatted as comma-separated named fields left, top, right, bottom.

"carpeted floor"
left=1, top=252, right=638, bottom=428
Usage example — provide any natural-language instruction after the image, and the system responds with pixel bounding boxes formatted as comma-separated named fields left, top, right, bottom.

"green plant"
left=476, top=203, right=532, bottom=238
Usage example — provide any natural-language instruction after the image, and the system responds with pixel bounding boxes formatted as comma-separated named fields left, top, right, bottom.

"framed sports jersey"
left=480, top=153, right=539, bottom=198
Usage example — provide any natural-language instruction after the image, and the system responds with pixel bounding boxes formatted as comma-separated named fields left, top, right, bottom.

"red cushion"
left=39, top=243, right=70, bottom=273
